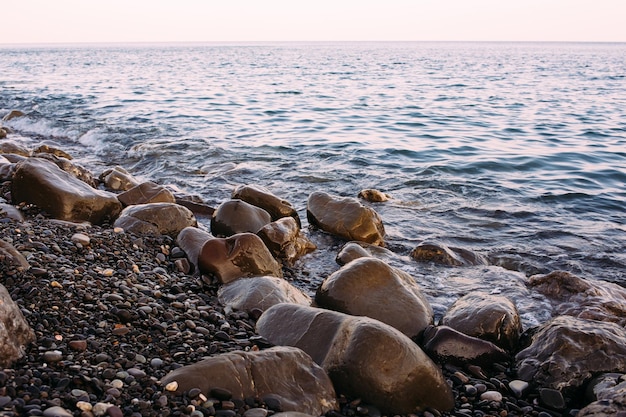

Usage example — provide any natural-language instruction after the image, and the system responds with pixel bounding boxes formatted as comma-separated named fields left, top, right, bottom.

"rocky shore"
left=2, top=114, right=626, bottom=417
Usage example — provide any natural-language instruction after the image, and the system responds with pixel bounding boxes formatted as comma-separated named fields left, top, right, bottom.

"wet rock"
left=440, top=291, right=522, bottom=351
left=0, top=283, right=35, bottom=366
left=2, top=109, right=25, bottom=121
left=176, top=226, right=212, bottom=271
left=0, top=141, right=30, bottom=156
left=212, top=199, right=272, bottom=237
left=99, top=166, right=140, bottom=191
left=256, top=304, right=454, bottom=414
left=33, top=152, right=98, bottom=187
left=0, top=239, right=30, bottom=272
left=257, top=217, right=316, bottom=264
left=232, top=184, right=301, bottom=227
left=410, top=241, right=488, bottom=266
left=0, top=127, right=6, bottom=139
left=335, top=241, right=397, bottom=266
left=114, top=202, right=197, bottom=238
left=32, top=144, right=73, bottom=160
left=0, top=203, right=24, bottom=222
left=117, top=181, right=176, bottom=206
left=198, top=233, right=283, bottom=284
left=218, top=276, right=311, bottom=314
left=421, top=325, right=510, bottom=367
left=0, top=157, right=14, bottom=181
left=160, top=346, right=338, bottom=415
left=358, top=188, right=390, bottom=202
left=316, top=257, right=433, bottom=339
left=527, top=270, right=626, bottom=326
left=12, top=157, right=122, bottom=224
left=307, top=191, right=385, bottom=246
left=516, top=315, right=626, bottom=392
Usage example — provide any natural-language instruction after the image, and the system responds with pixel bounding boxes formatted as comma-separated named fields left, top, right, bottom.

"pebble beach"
left=1, top=178, right=581, bottom=417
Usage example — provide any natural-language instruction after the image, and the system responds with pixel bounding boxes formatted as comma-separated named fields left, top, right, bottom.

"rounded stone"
left=480, top=391, right=503, bottom=402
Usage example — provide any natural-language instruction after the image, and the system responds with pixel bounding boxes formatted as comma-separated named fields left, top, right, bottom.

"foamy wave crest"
left=4, top=116, right=70, bottom=139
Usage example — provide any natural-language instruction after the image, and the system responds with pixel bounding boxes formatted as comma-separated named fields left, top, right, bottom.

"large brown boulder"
left=160, top=346, right=338, bottom=415
left=198, top=233, right=282, bottom=284
left=257, top=217, right=316, bottom=264
left=527, top=270, right=626, bottom=326
left=440, top=291, right=522, bottom=351
left=218, top=276, right=311, bottom=314
left=117, top=181, right=176, bottom=206
left=232, top=184, right=301, bottom=227
left=33, top=153, right=97, bottom=187
left=516, top=315, right=626, bottom=392
left=211, top=199, right=272, bottom=237
left=0, top=141, right=30, bottom=156
left=0, top=283, right=35, bottom=366
left=256, top=304, right=454, bottom=414
left=410, top=241, right=488, bottom=266
left=114, top=203, right=197, bottom=238
left=307, top=191, right=385, bottom=246
left=316, top=257, right=433, bottom=339
left=11, top=157, right=121, bottom=224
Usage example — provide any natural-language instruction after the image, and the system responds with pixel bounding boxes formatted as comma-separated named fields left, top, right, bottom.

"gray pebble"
left=43, top=406, right=73, bottom=417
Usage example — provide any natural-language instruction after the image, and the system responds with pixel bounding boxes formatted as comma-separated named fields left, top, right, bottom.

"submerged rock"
left=256, top=304, right=454, bottom=414
left=316, top=257, right=433, bottom=339
left=516, top=315, right=626, bottom=392
left=160, top=346, right=338, bottom=416
left=527, top=270, right=626, bottom=326
left=441, top=291, right=522, bottom=351
left=358, top=188, right=390, bottom=202
left=307, top=191, right=385, bottom=246
left=411, top=241, right=488, bottom=266
left=12, top=157, right=121, bottom=224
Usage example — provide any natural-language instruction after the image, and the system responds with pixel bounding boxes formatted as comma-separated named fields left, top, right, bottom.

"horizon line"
left=2, top=39, right=626, bottom=48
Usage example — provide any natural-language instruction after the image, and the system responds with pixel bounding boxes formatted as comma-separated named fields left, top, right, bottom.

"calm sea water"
left=1, top=42, right=625, bottom=326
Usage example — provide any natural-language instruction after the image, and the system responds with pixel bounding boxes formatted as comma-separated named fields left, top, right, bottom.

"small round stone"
left=244, top=408, right=268, bottom=417
left=165, top=381, right=178, bottom=392
left=76, top=401, right=93, bottom=412
left=43, top=350, right=63, bottom=363
left=43, top=406, right=73, bottom=417
left=480, top=391, right=503, bottom=402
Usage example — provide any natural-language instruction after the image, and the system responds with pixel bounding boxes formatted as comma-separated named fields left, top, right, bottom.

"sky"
left=1, top=0, right=625, bottom=44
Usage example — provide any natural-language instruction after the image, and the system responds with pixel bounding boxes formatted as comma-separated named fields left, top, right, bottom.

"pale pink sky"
left=2, top=0, right=625, bottom=44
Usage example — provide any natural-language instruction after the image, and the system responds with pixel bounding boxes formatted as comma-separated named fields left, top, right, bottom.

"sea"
left=1, top=42, right=625, bottom=328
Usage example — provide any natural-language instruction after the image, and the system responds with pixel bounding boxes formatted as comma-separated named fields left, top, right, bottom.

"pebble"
left=509, top=380, right=530, bottom=398
left=480, top=391, right=503, bottom=402
left=43, top=406, right=73, bottom=417
left=244, top=408, right=268, bottom=417
left=539, top=388, right=566, bottom=410
left=71, top=233, right=90, bottom=246
left=42, top=350, right=63, bottom=363
left=92, top=402, right=112, bottom=416
left=76, top=401, right=93, bottom=412
left=165, top=381, right=179, bottom=392
left=68, top=339, right=88, bottom=351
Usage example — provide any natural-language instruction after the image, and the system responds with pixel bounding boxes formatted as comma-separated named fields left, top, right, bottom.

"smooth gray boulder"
left=160, top=346, right=338, bottom=415
left=516, top=315, right=626, bottom=392
left=114, top=203, right=197, bottom=238
left=0, top=283, right=35, bottom=366
left=440, top=291, right=522, bottom=351
left=307, top=191, right=385, bottom=246
left=12, top=157, right=121, bottom=224
left=176, top=226, right=212, bottom=271
left=256, top=304, right=454, bottom=414
left=218, top=276, right=311, bottom=314
left=316, top=257, right=433, bottom=339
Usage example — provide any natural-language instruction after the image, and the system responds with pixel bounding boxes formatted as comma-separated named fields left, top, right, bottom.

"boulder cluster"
left=2, top=113, right=626, bottom=417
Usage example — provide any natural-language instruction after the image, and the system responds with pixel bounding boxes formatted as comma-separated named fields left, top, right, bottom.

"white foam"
left=4, top=116, right=69, bottom=138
